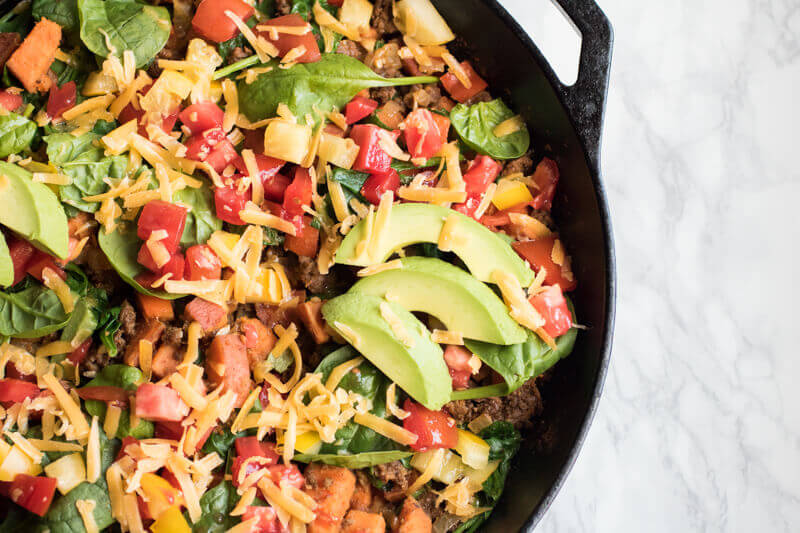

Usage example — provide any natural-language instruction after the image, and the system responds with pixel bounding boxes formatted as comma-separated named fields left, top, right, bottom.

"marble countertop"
left=498, top=1, right=800, bottom=531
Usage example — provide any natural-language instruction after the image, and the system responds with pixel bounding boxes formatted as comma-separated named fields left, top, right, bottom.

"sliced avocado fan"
left=0, top=161, right=69, bottom=260
left=335, top=203, right=534, bottom=287
left=0, top=232, right=12, bottom=287
left=322, top=292, right=452, bottom=410
left=350, top=256, right=527, bottom=345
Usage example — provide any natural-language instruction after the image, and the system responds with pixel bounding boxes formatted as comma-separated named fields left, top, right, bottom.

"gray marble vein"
left=499, top=0, right=800, bottom=531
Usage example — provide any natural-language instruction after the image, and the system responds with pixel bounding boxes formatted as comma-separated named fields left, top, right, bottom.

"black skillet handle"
left=549, top=0, right=613, bottom=173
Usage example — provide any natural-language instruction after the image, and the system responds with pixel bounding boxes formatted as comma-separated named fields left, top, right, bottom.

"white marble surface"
left=498, top=1, right=800, bottom=531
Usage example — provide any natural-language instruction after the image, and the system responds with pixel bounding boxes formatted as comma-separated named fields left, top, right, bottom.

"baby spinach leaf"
left=218, top=16, right=257, bottom=61
left=97, top=305, right=121, bottom=358
left=97, top=221, right=183, bottom=299
left=32, top=0, right=80, bottom=44
left=174, top=184, right=223, bottom=248
left=59, top=297, right=97, bottom=345
left=0, top=112, right=37, bottom=158
left=45, top=132, right=127, bottom=213
left=327, top=165, right=369, bottom=211
left=83, top=364, right=154, bottom=438
left=201, top=427, right=246, bottom=458
left=77, top=0, right=171, bottom=68
left=238, top=54, right=437, bottom=122
left=0, top=4, right=33, bottom=34
left=0, top=285, right=72, bottom=338
left=450, top=98, right=530, bottom=160
left=189, top=481, right=240, bottom=533
left=290, top=0, right=341, bottom=51
left=294, top=450, right=412, bottom=469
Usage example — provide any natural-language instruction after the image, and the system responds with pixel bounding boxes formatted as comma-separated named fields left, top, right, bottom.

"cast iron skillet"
left=433, top=0, right=615, bottom=530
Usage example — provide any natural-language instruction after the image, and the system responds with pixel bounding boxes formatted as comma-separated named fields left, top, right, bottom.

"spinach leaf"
left=0, top=112, right=37, bottom=157
left=32, top=0, right=80, bottom=44
left=0, top=4, right=33, bottom=34
left=189, top=481, right=240, bottom=533
left=256, top=0, right=275, bottom=15
left=294, top=450, right=412, bottom=469
left=290, top=0, right=341, bottom=51
left=174, top=184, right=223, bottom=248
left=77, top=0, right=171, bottom=68
left=97, top=305, right=121, bottom=358
left=59, top=297, right=97, bottom=345
left=218, top=17, right=257, bottom=61
left=0, top=285, right=72, bottom=338
left=45, top=132, right=127, bottom=213
left=201, top=427, right=245, bottom=458
left=238, top=54, right=437, bottom=123
left=452, top=302, right=577, bottom=400
left=328, top=165, right=369, bottom=210
left=97, top=221, right=182, bottom=300
left=450, top=99, right=530, bottom=160
left=83, top=364, right=154, bottom=438
left=0, top=505, right=38, bottom=531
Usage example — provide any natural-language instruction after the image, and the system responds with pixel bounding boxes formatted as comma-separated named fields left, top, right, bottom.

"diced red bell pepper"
left=116, top=436, right=140, bottom=462
left=154, top=420, right=184, bottom=441
left=232, top=154, right=289, bottom=202
left=185, top=244, right=222, bottom=281
left=402, top=109, right=444, bottom=159
left=0, top=89, right=22, bottom=112
left=67, top=339, right=92, bottom=365
left=440, top=61, right=489, bottom=103
left=0, top=379, right=40, bottom=404
left=7, top=474, right=57, bottom=516
left=283, top=216, right=318, bottom=257
left=360, top=169, right=400, bottom=206
left=137, top=200, right=188, bottom=254
left=137, top=244, right=161, bottom=273
left=431, top=112, right=450, bottom=139
left=345, top=96, right=378, bottom=125
left=118, top=102, right=179, bottom=137
left=135, top=383, right=188, bottom=422
left=214, top=182, right=251, bottom=225
left=185, top=128, right=238, bottom=173
left=46, top=81, right=76, bottom=119
left=529, top=157, right=560, bottom=212
left=192, top=0, right=255, bottom=43
left=453, top=155, right=502, bottom=218
left=231, top=437, right=279, bottom=487
left=7, top=237, right=35, bottom=286
left=529, top=284, right=572, bottom=337
left=76, top=386, right=130, bottom=405
left=161, top=253, right=185, bottom=282
left=442, top=345, right=472, bottom=390
left=25, top=251, right=66, bottom=283
left=242, top=506, right=285, bottom=533
left=402, top=399, right=458, bottom=452
left=256, top=14, right=320, bottom=63
left=282, top=167, right=313, bottom=219
left=134, top=271, right=162, bottom=290
left=350, top=124, right=398, bottom=174
left=4, top=363, right=35, bottom=382
left=512, top=236, right=577, bottom=291
left=178, top=101, right=225, bottom=135
left=258, top=382, right=270, bottom=410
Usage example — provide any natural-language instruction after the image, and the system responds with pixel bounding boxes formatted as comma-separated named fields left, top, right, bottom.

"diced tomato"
left=178, top=102, right=225, bottom=134
left=0, top=89, right=22, bottom=112
left=453, top=155, right=502, bottom=218
left=137, top=200, right=188, bottom=254
left=440, top=61, right=489, bottom=103
left=231, top=437, right=279, bottom=487
left=118, top=102, right=178, bottom=137
left=283, top=216, right=318, bottom=258
left=161, top=252, right=185, bottom=282
left=282, top=167, right=313, bottom=219
left=185, top=244, right=222, bottom=281
left=443, top=345, right=472, bottom=390
left=345, top=96, right=378, bottom=125
left=258, top=382, right=270, bottom=410
left=136, top=244, right=161, bottom=273
left=192, top=0, right=255, bottom=43
left=67, top=339, right=92, bottom=365
left=214, top=182, right=250, bottom=225
left=134, top=271, right=162, bottom=290
left=4, top=363, right=35, bottom=382
left=360, top=169, right=400, bottom=205
left=529, top=157, right=559, bottom=212
left=431, top=112, right=450, bottom=139
left=256, top=14, right=320, bottom=63
left=135, top=383, right=188, bottom=422
left=529, top=284, right=572, bottom=337
left=185, top=128, right=238, bottom=173
left=114, top=436, right=140, bottom=463
left=232, top=154, right=289, bottom=202
left=242, top=506, right=286, bottom=533
left=7, top=236, right=35, bottom=286
left=350, top=124, right=398, bottom=174
left=268, top=463, right=304, bottom=490
left=512, top=236, right=577, bottom=291
left=7, top=475, right=57, bottom=516
left=154, top=420, right=184, bottom=441
left=25, top=251, right=66, bottom=282
left=0, top=379, right=40, bottom=404
left=46, top=81, right=76, bottom=119
left=402, top=399, right=458, bottom=452
left=76, top=386, right=130, bottom=405
left=327, top=0, right=344, bottom=5
left=402, top=109, right=444, bottom=159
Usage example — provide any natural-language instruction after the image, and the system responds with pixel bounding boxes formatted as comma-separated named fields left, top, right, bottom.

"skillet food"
left=0, top=0, right=580, bottom=531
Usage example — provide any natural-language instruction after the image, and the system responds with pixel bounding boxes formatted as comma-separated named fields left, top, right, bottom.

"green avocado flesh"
left=0, top=161, right=69, bottom=259
left=0, top=232, right=12, bottom=287
left=334, top=203, right=534, bottom=287
left=350, top=257, right=527, bottom=345
left=322, top=292, right=452, bottom=410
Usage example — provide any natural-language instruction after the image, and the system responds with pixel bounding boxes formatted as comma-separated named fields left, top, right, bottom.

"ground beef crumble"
left=371, top=0, right=397, bottom=38
left=371, top=461, right=418, bottom=502
left=444, top=378, right=544, bottom=429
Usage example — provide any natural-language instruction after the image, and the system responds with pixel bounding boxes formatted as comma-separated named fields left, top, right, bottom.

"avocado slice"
left=0, top=232, right=12, bottom=287
left=322, top=292, right=452, bottom=410
left=0, top=162, right=69, bottom=259
left=351, top=257, right=527, bottom=345
left=335, top=204, right=534, bottom=286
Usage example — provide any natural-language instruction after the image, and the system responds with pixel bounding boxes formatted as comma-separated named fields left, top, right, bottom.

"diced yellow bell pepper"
left=43, top=452, right=86, bottom=495
left=141, top=473, right=184, bottom=521
left=294, top=432, right=323, bottom=455
left=0, top=445, right=42, bottom=481
left=491, top=179, right=534, bottom=211
left=453, top=429, right=490, bottom=469
left=151, top=505, right=192, bottom=533
left=209, top=81, right=223, bottom=103
left=263, top=121, right=313, bottom=165
left=157, top=71, right=194, bottom=100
